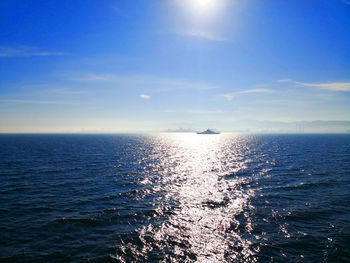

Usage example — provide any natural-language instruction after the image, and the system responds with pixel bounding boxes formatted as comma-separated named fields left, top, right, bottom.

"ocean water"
left=0, top=134, right=349, bottom=262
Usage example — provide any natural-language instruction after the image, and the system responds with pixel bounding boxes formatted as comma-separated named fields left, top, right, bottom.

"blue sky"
left=1, top=0, right=350, bottom=132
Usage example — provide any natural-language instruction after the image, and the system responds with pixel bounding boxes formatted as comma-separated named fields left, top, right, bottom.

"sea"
left=0, top=133, right=349, bottom=262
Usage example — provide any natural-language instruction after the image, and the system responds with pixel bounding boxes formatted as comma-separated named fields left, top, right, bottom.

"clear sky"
left=1, top=0, right=350, bottom=132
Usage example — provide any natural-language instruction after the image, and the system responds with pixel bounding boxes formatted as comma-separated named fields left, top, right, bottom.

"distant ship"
left=197, top=129, right=220, bottom=134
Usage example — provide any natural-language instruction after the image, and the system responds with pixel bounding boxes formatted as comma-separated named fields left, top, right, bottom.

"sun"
left=175, top=0, right=226, bottom=24
left=195, top=0, right=215, bottom=9
left=192, top=0, right=216, bottom=13
left=181, top=0, right=224, bottom=20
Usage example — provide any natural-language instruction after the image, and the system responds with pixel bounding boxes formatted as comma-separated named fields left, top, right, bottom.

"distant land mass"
left=228, top=120, right=350, bottom=134
left=165, top=121, right=350, bottom=134
left=1, top=121, right=350, bottom=134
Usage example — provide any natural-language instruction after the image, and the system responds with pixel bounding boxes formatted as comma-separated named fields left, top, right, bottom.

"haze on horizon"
left=1, top=0, right=350, bottom=133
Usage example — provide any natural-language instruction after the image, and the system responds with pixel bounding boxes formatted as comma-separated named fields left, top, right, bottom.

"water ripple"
left=0, top=134, right=349, bottom=262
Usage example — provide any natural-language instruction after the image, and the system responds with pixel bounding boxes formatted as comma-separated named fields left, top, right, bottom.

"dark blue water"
left=0, top=134, right=349, bottom=262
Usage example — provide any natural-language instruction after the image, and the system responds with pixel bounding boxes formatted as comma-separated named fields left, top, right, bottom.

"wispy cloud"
left=139, top=94, right=151, bottom=99
left=12, top=84, right=88, bottom=96
left=72, top=74, right=120, bottom=83
left=45, top=88, right=88, bottom=95
left=297, top=82, right=350, bottom=92
left=279, top=79, right=350, bottom=92
left=0, top=99, right=76, bottom=105
left=239, top=89, right=273, bottom=94
left=0, top=46, right=64, bottom=58
left=221, top=89, right=273, bottom=101
left=178, top=30, right=227, bottom=42
left=277, top=78, right=293, bottom=83
left=222, top=94, right=235, bottom=101
left=72, top=73, right=217, bottom=91
left=316, top=93, right=336, bottom=100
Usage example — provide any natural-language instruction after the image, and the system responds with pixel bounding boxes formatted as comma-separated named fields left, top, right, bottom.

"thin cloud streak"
left=178, top=30, right=227, bottom=42
left=0, top=46, right=64, bottom=58
left=12, top=85, right=88, bottom=95
left=72, top=74, right=120, bottom=83
left=239, top=89, right=273, bottom=94
left=296, top=82, right=350, bottom=92
left=45, top=88, right=88, bottom=95
left=221, top=88, right=273, bottom=101
left=277, top=79, right=293, bottom=83
left=72, top=73, right=218, bottom=91
left=279, top=79, right=350, bottom=92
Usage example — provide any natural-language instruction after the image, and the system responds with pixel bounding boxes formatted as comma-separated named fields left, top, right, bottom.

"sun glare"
left=195, top=0, right=215, bottom=10
left=179, top=0, right=226, bottom=21
left=190, top=0, right=217, bottom=14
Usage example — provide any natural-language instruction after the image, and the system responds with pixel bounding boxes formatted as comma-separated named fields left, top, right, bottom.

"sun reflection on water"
left=120, top=133, right=258, bottom=262
left=138, top=133, right=257, bottom=262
